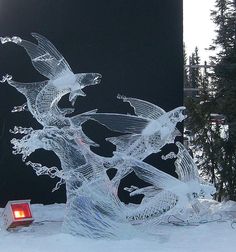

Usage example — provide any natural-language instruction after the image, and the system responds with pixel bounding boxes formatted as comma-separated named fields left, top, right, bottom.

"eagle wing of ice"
left=79, top=96, right=183, bottom=136
left=3, top=78, right=48, bottom=115
left=118, top=95, right=165, bottom=120
left=175, top=142, right=216, bottom=198
left=75, top=113, right=150, bottom=134
left=130, top=159, right=185, bottom=193
left=17, top=33, right=72, bottom=79
left=175, top=142, right=200, bottom=182
left=119, top=96, right=185, bottom=136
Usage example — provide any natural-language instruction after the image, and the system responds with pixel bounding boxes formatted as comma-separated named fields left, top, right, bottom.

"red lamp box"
left=3, top=199, right=34, bottom=230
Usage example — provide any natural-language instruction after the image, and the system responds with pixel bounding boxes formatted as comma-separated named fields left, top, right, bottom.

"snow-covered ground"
left=0, top=200, right=236, bottom=252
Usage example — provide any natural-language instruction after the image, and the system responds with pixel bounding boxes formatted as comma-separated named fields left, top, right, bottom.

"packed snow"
left=0, top=200, right=236, bottom=252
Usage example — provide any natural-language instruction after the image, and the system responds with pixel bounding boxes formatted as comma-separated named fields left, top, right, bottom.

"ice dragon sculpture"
left=0, top=34, right=215, bottom=238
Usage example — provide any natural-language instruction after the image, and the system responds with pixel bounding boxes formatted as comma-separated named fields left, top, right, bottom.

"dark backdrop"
left=0, top=0, right=183, bottom=207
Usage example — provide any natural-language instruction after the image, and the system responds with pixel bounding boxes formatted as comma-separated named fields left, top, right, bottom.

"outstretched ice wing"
left=175, top=142, right=216, bottom=198
left=4, top=77, right=48, bottom=113
left=174, top=142, right=200, bottom=182
left=13, top=33, right=72, bottom=79
left=129, top=159, right=185, bottom=193
left=78, top=113, right=150, bottom=134
left=118, top=95, right=165, bottom=120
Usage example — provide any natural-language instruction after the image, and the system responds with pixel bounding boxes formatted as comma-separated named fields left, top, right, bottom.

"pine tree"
left=185, top=62, right=223, bottom=199
left=184, top=1, right=236, bottom=200
left=209, top=0, right=236, bottom=200
left=183, top=43, right=190, bottom=88
left=211, top=0, right=236, bottom=56
left=188, top=47, right=201, bottom=88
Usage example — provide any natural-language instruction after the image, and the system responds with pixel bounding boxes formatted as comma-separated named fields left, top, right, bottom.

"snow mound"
left=0, top=200, right=236, bottom=252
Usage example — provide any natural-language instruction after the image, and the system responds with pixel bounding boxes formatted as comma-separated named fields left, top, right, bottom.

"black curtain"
left=0, top=0, right=183, bottom=207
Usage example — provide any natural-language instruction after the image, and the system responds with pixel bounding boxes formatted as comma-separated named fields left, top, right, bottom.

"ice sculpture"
left=0, top=34, right=215, bottom=238
left=0, top=34, right=101, bottom=127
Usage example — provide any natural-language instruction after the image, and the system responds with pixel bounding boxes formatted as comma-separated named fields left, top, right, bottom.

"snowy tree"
left=188, top=47, right=201, bottom=88
left=211, top=0, right=236, bottom=200
left=185, top=0, right=236, bottom=201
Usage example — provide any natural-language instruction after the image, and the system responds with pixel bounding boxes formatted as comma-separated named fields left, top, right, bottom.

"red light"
left=11, top=203, right=32, bottom=219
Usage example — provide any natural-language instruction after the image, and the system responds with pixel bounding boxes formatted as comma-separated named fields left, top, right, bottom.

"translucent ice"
left=1, top=33, right=101, bottom=127
left=1, top=33, right=215, bottom=238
